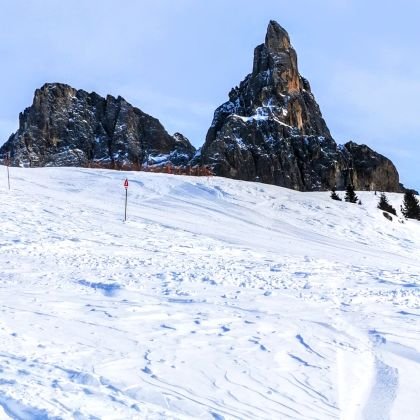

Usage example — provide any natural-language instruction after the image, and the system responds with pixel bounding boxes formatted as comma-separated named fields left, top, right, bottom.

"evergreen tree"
left=344, top=184, right=358, bottom=203
left=401, top=191, right=420, bottom=220
left=377, top=192, right=397, bottom=215
left=330, top=188, right=342, bottom=201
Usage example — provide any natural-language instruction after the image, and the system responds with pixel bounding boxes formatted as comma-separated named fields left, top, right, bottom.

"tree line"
left=330, top=185, right=420, bottom=221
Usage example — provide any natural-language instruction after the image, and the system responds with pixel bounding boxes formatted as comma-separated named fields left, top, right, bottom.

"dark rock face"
left=200, top=20, right=401, bottom=192
left=0, top=83, right=195, bottom=168
left=343, top=141, right=401, bottom=192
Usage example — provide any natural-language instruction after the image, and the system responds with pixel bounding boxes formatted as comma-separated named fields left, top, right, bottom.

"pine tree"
left=377, top=192, right=397, bottom=215
left=344, top=184, right=358, bottom=203
left=401, top=191, right=420, bottom=220
left=330, top=188, right=342, bottom=201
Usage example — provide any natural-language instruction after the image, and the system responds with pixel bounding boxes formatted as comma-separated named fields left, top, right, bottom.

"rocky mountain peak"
left=252, top=20, right=301, bottom=97
left=39, top=82, right=75, bottom=93
left=265, top=20, right=291, bottom=52
left=200, top=20, right=401, bottom=192
left=32, top=83, right=77, bottom=108
left=1, top=82, right=195, bottom=168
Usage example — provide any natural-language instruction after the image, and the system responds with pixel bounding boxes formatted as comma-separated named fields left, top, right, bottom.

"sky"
left=1, top=0, right=419, bottom=190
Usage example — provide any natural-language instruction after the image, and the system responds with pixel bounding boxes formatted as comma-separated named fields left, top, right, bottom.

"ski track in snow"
left=363, top=358, right=398, bottom=420
left=0, top=167, right=419, bottom=419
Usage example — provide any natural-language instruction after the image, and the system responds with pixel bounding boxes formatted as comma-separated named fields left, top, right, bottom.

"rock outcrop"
left=200, top=21, right=401, bottom=191
left=0, top=83, right=195, bottom=168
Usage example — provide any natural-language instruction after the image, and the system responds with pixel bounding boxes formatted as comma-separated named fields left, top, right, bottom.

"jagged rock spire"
left=253, top=20, right=301, bottom=96
left=265, top=20, right=291, bottom=51
left=200, top=20, right=401, bottom=192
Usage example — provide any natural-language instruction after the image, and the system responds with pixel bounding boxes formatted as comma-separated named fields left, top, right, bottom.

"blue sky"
left=1, top=0, right=419, bottom=190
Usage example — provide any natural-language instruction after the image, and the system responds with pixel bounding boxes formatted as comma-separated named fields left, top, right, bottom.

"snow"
left=148, top=154, right=170, bottom=164
left=0, top=166, right=419, bottom=419
left=233, top=113, right=268, bottom=123
left=231, top=107, right=294, bottom=132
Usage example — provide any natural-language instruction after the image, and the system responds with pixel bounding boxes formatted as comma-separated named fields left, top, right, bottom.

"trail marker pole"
left=124, top=178, right=129, bottom=221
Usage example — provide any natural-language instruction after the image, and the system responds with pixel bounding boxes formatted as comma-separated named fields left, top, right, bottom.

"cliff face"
left=0, top=83, right=195, bottom=167
left=200, top=21, right=401, bottom=191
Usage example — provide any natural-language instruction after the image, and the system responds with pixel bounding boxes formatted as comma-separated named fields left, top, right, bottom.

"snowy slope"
left=0, top=166, right=419, bottom=420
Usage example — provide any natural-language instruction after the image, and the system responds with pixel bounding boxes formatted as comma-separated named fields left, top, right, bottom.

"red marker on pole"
left=124, top=178, right=129, bottom=222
